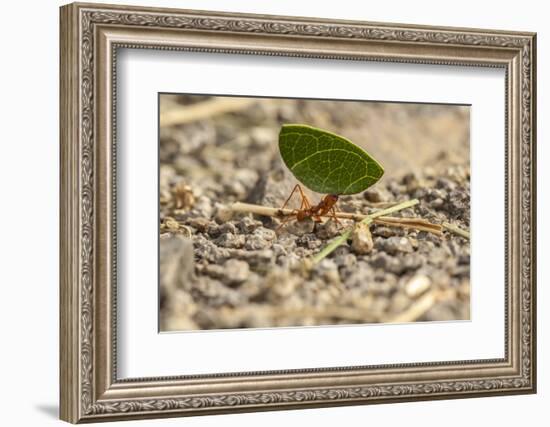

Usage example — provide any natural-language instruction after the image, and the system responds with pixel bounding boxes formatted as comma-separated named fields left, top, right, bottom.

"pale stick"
left=230, top=201, right=441, bottom=234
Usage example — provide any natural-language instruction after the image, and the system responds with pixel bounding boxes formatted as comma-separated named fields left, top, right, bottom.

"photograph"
left=158, top=94, right=471, bottom=331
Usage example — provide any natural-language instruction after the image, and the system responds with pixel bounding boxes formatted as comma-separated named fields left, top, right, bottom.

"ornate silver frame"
left=60, top=2, right=536, bottom=423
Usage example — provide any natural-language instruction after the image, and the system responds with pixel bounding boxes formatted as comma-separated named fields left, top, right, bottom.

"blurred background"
left=160, top=94, right=469, bottom=182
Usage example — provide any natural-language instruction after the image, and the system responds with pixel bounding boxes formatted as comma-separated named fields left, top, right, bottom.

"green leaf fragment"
left=278, top=124, right=384, bottom=195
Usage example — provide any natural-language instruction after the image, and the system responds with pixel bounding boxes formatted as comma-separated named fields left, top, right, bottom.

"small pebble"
left=225, top=181, right=247, bottom=198
left=164, top=217, right=180, bottom=231
left=387, top=180, right=405, bottom=196
left=282, top=218, right=315, bottom=236
left=427, top=188, right=447, bottom=201
left=436, top=177, right=457, bottom=191
left=172, top=181, right=195, bottom=210
left=190, top=196, right=214, bottom=219
left=430, top=198, right=445, bottom=209
left=402, top=172, right=421, bottom=192
left=364, top=188, right=386, bottom=203
left=207, top=222, right=237, bottom=237
left=378, top=236, right=414, bottom=255
left=334, top=253, right=357, bottom=269
left=316, top=219, right=341, bottom=239
left=219, top=222, right=237, bottom=234
left=296, top=233, right=323, bottom=250
left=254, top=227, right=276, bottom=241
left=228, top=248, right=274, bottom=267
left=215, top=232, right=245, bottom=249
left=402, top=253, right=423, bottom=271
left=277, top=253, right=302, bottom=270
left=405, top=275, right=431, bottom=298
left=266, top=268, right=299, bottom=299
left=214, top=203, right=233, bottom=223
left=223, top=259, right=250, bottom=286
left=371, top=253, right=406, bottom=275
left=245, top=234, right=272, bottom=250
left=272, top=243, right=287, bottom=256
left=372, top=226, right=399, bottom=238
left=351, top=222, right=374, bottom=254
left=313, top=259, right=340, bottom=285
left=238, top=216, right=262, bottom=233
left=185, top=217, right=210, bottom=232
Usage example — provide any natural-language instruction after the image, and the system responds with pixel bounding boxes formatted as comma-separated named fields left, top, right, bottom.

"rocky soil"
left=159, top=95, right=470, bottom=331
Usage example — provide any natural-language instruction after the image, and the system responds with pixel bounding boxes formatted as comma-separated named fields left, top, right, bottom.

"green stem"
left=442, top=222, right=470, bottom=239
left=311, top=199, right=419, bottom=265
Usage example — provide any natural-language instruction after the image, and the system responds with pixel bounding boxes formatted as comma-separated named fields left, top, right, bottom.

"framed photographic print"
left=59, top=2, right=537, bottom=423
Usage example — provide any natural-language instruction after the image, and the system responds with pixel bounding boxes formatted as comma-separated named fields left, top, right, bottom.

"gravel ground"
left=159, top=95, right=470, bottom=331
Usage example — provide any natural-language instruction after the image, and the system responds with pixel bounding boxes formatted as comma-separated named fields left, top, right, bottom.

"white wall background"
left=0, top=0, right=545, bottom=426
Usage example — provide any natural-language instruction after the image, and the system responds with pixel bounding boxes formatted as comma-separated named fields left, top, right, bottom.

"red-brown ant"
left=277, top=184, right=341, bottom=229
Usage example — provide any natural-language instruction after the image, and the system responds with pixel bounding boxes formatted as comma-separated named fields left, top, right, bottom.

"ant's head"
left=326, top=194, right=339, bottom=204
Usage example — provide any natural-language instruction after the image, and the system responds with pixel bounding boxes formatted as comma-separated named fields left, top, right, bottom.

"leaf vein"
left=290, top=148, right=365, bottom=171
left=343, top=173, right=379, bottom=193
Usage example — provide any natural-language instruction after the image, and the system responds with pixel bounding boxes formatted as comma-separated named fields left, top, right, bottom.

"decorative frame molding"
left=60, top=2, right=536, bottom=423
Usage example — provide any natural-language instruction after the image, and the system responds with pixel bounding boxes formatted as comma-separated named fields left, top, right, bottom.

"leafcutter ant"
left=277, top=184, right=341, bottom=230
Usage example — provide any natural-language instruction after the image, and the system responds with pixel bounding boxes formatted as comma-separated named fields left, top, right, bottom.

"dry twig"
left=230, top=201, right=442, bottom=235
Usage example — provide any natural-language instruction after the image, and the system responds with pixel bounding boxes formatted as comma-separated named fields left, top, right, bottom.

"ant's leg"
left=276, top=213, right=297, bottom=231
left=280, top=184, right=301, bottom=211
left=276, top=185, right=302, bottom=230
left=329, top=206, right=341, bottom=224
left=296, top=184, right=313, bottom=210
